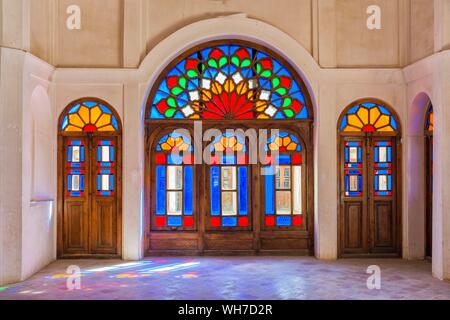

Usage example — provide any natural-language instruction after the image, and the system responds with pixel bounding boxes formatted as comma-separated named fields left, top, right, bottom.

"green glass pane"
left=172, top=87, right=183, bottom=95
left=219, top=57, right=228, bottom=67
left=256, top=64, right=262, bottom=74
left=179, top=77, right=187, bottom=89
left=241, top=59, right=251, bottom=68
left=272, top=78, right=280, bottom=88
left=283, top=98, right=292, bottom=107
left=261, top=70, right=272, bottom=78
left=208, top=59, right=218, bottom=68
left=165, top=108, right=177, bottom=118
left=187, top=70, right=198, bottom=78
left=276, top=88, right=287, bottom=96
left=167, top=97, right=177, bottom=108
left=231, top=57, right=240, bottom=67
left=284, top=109, right=294, bottom=118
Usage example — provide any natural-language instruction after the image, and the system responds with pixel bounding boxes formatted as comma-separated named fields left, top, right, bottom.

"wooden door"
left=339, top=135, right=399, bottom=257
left=60, top=134, right=121, bottom=257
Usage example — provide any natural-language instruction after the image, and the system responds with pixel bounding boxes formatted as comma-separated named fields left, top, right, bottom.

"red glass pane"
left=265, top=216, right=275, bottom=227
left=362, top=125, right=376, bottom=132
left=238, top=217, right=249, bottom=227
left=237, top=155, right=248, bottom=165
left=83, top=124, right=97, bottom=132
left=184, top=216, right=194, bottom=227
left=155, top=217, right=166, bottom=227
left=293, top=216, right=303, bottom=226
left=183, top=154, right=194, bottom=165
left=211, top=217, right=221, bottom=227
left=292, top=155, right=302, bottom=165
left=155, top=154, right=166, bottom=164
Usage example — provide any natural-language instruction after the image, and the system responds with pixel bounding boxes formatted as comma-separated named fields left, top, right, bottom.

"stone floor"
left=0, top=257, right=449, bottom=300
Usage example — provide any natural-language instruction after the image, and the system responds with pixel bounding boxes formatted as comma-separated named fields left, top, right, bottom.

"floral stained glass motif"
left=264, top=131, right=303, bottom=228
left=61, top=101, right=119, bottom=132
left=148, top=44, right=310, bottom=120
left=154, top=132, right=194, bottom=229
left=340, top=102, right=398, bottom=133
left=426, top=105, right=433, bottom=132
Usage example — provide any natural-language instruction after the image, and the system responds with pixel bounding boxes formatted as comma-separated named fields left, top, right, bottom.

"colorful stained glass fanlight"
left=148, top=44, right=310, bottom=120
left=339, top=102, right=398, bottom=133
left=426, top=105, right=433, bottom=132
left=264, top=131, right=303, bottom=228
left=61, top=101, right=119, bottom=132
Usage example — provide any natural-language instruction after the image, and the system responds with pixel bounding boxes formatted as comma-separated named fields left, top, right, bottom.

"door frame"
left=337, top=99, right=402, bottom=258
left=57, top=98, right=123, bottom=259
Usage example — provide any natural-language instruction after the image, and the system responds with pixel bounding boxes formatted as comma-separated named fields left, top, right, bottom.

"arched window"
left=337, top=99, right=401, bottom=257
left=146, top=40, right=314, bottom=255
left=58, top=98, right=122, bottom=258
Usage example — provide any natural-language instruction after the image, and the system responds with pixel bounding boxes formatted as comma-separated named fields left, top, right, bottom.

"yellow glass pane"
left=98, top=125, right=115, bottom=132
left=96, top=114, right=112, bottom=128
left=69, top=114, right=85, bottom=128
left=343, top=126, right=361, bottom=132
left=224, top=80, right=235, bottom=93
left=179, top=143, right=189, bottom=152
left=347, top=115, right=363, bottom=129
left=214, top=143, right=225, bottom=152
left=369, top=107, right=381, bottom=125
left=235, top=143, right=244, bottom=152
left=269, top=143, right=279, bottom=151
left=375, top=115, right=390, bottom=128
left=356, top=107, right=369, bottom=126
left=211, top=82, right=223, bottom=95
left=377, top=126, right=394, bottom=132
left=166, top=137, right=176, bottom=147
left=65, top=125, right=83, bottom=132
left=90, top=106, right=102, bottom=124
left=228, top=137, right=237, bottom=148
left=256, top=101, right=267, bottom=112
left=287, top=142, right=297, bottom=151
left=282, top=137, right=292, bottom=147
left=78, top=106, right=90, bottom=124
left=274, top=137, right=282, bottom=147
left=202, top=91, right=212, bottom=101
left=236, top=82, right=248, bottom=95
left=161, top=143, right=171, bottom=151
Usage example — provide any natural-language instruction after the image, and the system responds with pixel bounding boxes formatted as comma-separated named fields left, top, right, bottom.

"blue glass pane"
left=222, top=217, right=237, bottom=227
left=210, top=167, right=221, bottom=216
left=156, top=166, right=166, bottom=215
left=168, top=216, right=182, bottom=227
left=184, top=166, right=193, bottom=216
left=265, top=173, right=275, bottom=215
left=276, top=216, right=292, bottom=226
left=278, top=154, right=291, bottom=165
left=238, top=167, right=248, bottom=215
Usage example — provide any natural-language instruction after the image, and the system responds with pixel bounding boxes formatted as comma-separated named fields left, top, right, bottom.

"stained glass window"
left=208, top=131, right=249, bottom=228
left=147, top=43, right=310, bottom=120
left=264, top=131, right=303, bottom=228
left=97, top=140, right=115, bottom=196
left=67, top=140, right=85, bottom=197
left=61, top=100, right=119, bottom=132
left=426, top=105, right=433, bottom=132
left=374, top=141, right=393, bottom=196
left=153, top=132, right=194, bottom=229
left=339, top=102, right=398, bottom=132
left=344, top=141, right=363, bottom=197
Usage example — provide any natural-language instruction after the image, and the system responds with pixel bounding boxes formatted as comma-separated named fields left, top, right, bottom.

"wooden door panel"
left=373, top=201, right=394, bottom=248
left=344, top=202, right=364, bottom=250
left=64, top=200, right=89, bottom=253
left=91, top=198, right=117, bottom=253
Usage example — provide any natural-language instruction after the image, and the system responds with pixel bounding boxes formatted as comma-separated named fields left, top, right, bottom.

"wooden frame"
left=57, top=97, right=123, bottom=259
left=424, top=103, right=433, bottom=258
left=144, top=39, right=315, bottom=256
left=337, top=98, right=402, bottom=258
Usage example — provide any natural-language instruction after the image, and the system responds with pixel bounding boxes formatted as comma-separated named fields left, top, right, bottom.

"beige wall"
left=29, top=0, right=436, bottom=68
